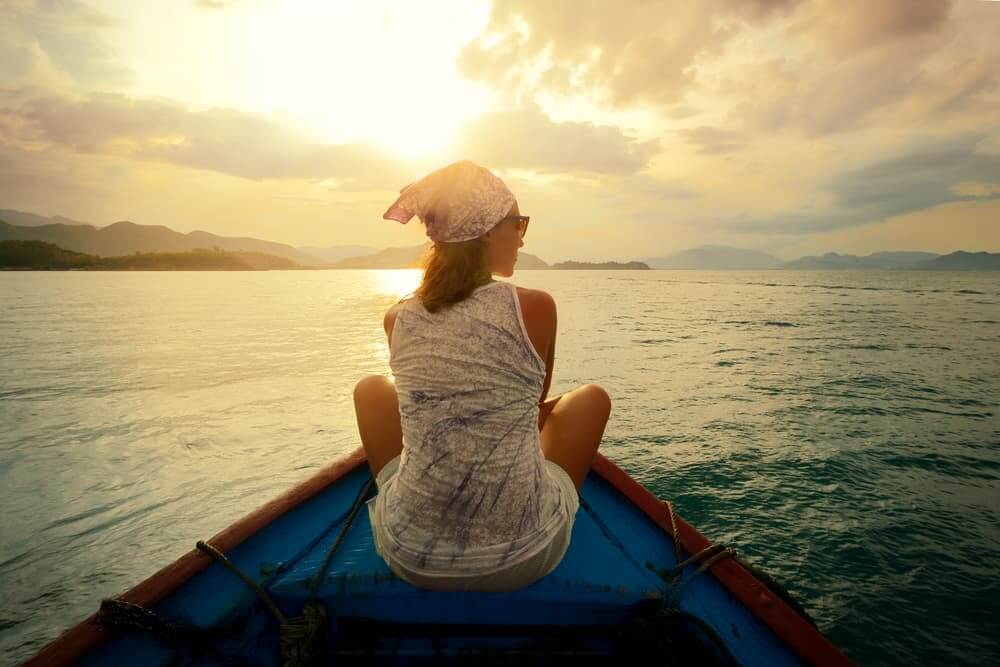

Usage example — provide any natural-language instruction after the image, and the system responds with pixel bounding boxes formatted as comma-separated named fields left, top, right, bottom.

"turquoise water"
left=0, top=269, right=997, bottom=665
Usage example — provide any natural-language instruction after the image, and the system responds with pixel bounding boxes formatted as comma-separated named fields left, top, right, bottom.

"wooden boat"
left=26, top=448, right=852, bottom=665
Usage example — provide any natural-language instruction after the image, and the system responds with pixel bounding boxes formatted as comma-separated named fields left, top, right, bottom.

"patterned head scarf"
left=382, top=160, right=516, bottom=243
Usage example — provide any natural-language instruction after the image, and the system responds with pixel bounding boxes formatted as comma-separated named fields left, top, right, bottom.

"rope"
left=663, top=499, right=682, bottom=566
left=276, top=474, right=376, bottom=666
left=671, top=544, right=737, bottom=590
left=307, top=476, right=375, bottom=597
left=103, top=474, right=376, bottom=667
left=195, top=540, right=289, bottom=624
left=95, top=598, right=211, bottom=645
left=656, top=499, right=736, bottom=594
left=652, top=495, right=819, bottom=662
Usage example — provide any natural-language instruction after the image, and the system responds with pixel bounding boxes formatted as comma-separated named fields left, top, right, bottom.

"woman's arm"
left=516, top=287, right=558, bottom=429
left=383, top=303, right=401, bottom=346
left=538, top=297, right=556, bottom=404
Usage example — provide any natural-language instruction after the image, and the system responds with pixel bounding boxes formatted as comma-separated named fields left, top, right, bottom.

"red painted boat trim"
left=24, top=448, right=367, bottom=667
left=590, top=454, right=854, bottom=666
left=27, top=448, right=851, bottom=666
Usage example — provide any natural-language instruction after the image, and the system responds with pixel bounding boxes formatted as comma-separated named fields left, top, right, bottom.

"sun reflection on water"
left=374, top=269, right=422, bottom=301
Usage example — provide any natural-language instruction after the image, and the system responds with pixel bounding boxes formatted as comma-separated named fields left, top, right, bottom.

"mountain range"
left=644, top=246, right=781, bottom=269
left=784, top=251, right=941, bottom=269
left=0, top=218, right=328, bottom=267
left=298, top=244, right=378, bottom=263
left=1, top=210, right=998, bottom=270
left=331, top=243, right=549, bottom=269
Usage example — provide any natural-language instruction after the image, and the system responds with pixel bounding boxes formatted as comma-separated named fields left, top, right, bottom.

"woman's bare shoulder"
left=515, top=286, right=556, bottom=323
left=383, top=299, right=408, bottom=337
left=516, top=285, right=555, bottom=305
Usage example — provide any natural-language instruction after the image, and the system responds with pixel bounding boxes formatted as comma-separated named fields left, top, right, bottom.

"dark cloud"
left=716, top=133, right=1000, bottom=234
left=723, top=0, right=805, bottom=20
left=458, top=105, right=657, bottom=174
left=789, top=0, right=951, bottom=58
left=5, top=91, right=658, bottom=184
left=679, top=126, right=747, bottom=154
left=827, top=135, right=1000, bottom=214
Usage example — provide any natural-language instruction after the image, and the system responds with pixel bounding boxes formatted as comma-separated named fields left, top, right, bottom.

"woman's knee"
left=353, top=374, right=393, bottom=405
left=576, top=383, right=611, bottom=416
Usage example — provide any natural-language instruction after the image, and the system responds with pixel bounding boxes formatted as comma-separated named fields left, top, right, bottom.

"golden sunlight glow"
left=374, top=269, right=422, bottom=300
left=201, top=0, right=491, bottom=158
left=126, top=0, right=495, bottom=159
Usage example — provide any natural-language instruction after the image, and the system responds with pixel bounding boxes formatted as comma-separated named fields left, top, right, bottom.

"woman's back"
left=376, top=280, right=566, bottom=574
left=356, top=159, right=609, bottom=591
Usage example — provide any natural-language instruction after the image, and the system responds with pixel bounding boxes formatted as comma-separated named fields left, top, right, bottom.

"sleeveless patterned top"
left=374, top=280, right=567, bottom=575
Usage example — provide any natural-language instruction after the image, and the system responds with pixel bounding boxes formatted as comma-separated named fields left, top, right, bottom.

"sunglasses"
left=504, top=215, right=530, bottom=238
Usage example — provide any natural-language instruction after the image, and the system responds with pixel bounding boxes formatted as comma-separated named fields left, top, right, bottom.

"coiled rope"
left=96, top=475, right=375, bottom=667
left=634, top=497, right=817, bottom=665
left=655, top=500, right=737, bottom=595
left=196, top=475, right=376, bottom=666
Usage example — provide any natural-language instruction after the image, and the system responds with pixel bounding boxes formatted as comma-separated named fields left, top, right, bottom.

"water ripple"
left=1, top=269, right=998, bottom=665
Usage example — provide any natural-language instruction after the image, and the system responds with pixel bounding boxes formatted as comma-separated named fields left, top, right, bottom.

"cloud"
left=724, top=0, right=805, bottom=21
left=2, top=90, right=408, bottom=183
left=0, top=0, right=130, bottom=91
left=724, top=51, right=924, bottom=136
left=458, top=0, right=999, bottom=143
left=679, top=126, right=747, bottom=154
left=951, top=182, right=1000, bottom=198
left=458, top=1, right=734, bottom=108
left=4, top=89, right=661, bottom=186
left=194, top=0, right=235, bottom=9
left=714, top=133, right=1000, bottom=234
left=614, top=174, right=700, bottom=202
left=457, top=0, right=949, bottom=112
left=457, top=104, right=658, bottom=174
left=787, top=0, right=951, bottom=58
left=721, top=1, right=999, bottom=137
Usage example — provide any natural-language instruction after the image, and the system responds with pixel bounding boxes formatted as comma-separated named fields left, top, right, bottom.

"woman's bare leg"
left=538, top=394, right=563, bottom=431
left=353, top=375, right=403, bottom=478
left=539, top=384, right=611, bottom=490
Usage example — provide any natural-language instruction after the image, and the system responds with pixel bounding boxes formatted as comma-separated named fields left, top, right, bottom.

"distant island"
left=552, top=261, right=649, bottom=270
left=646, top=245, right=1000, bottom=270
left=331, top=243, right=550, bottom=269
left=0, top=240, right=302, bottom=270
left=644, top=245, right=781, bottom=270
left=785, top=251, right=940, bottom=270
left=784, top=250, right=1000, bottom=270
left=918, top=251, right=1000, bottom=271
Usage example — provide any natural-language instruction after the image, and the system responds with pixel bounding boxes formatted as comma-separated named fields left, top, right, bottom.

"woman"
left=354, top=160, right=611, bottom=592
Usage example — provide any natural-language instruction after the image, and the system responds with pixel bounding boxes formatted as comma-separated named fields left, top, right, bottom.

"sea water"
left=0, top=270, right=997, bottom=665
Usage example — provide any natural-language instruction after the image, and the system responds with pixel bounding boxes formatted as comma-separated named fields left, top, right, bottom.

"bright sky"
left=1, top=0, right=998, bottom=261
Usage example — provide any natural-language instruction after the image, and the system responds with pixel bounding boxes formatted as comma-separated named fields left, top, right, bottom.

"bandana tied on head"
left=382, top=160, right=515, bottom=243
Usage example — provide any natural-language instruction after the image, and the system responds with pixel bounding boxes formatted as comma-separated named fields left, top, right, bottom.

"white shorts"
left=367, top=455, right=580, bottom=592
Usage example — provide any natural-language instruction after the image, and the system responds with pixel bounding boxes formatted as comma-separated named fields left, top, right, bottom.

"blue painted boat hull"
left=30, top=451, right=850, bottom=665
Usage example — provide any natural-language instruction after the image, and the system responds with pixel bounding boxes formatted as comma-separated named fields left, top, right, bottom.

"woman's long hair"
left=414, top=239, right=491, bottom=313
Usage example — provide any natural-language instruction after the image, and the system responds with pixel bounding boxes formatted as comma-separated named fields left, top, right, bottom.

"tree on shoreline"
left=0, top=240, right=301, bottom=270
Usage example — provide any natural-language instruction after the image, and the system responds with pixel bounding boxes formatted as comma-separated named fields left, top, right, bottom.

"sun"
left=370, top=105, right=466, bottom=160
left=220, top=2, right=495, bottom=160
left=374, top=269, right=422, bottom=300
